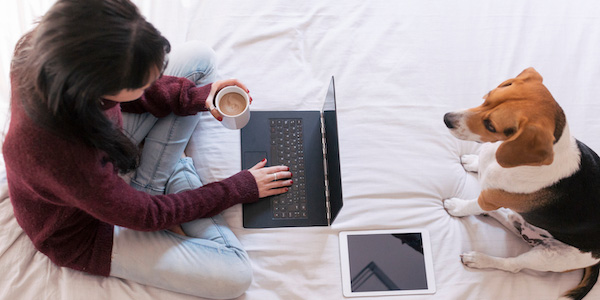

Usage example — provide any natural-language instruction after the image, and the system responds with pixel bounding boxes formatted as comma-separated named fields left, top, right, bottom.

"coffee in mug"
left=218, top=93, right=246, bottom=116
left=214, top=86, right=251, bottom=129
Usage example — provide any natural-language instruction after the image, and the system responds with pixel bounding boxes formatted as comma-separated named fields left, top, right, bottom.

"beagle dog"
left=443, top=68, right=600, bottom=300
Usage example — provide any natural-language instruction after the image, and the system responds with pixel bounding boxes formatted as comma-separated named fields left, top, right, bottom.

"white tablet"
left=339, top=229, right=436, bottom=297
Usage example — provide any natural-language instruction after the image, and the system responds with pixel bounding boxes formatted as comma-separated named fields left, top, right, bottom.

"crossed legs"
left=110, top=41, right=252, bottom=298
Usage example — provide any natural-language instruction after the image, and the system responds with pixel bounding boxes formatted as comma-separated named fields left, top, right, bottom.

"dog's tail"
left=560, top=263, right=600, bottom=300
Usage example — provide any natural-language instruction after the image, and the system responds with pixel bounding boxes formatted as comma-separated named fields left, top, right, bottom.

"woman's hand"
left=205, top=79, right=253, bottom=121
left=248, top=159, right=293, bottom=198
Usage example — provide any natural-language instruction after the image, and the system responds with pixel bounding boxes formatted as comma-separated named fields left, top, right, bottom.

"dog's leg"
left=444, top=198, right=486, bottom=217
left=485, top=208, right=528, bottom=237
left=460, top=243, right=599, bottom=273
left=460, top=154, right=479, bottom=173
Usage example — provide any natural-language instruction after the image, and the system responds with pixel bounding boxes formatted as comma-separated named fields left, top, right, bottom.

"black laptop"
left=241, top=76, right=343, bottom=228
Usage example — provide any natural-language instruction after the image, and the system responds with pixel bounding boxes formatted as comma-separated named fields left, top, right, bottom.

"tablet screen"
left=339, top=229, right=436, bottom=297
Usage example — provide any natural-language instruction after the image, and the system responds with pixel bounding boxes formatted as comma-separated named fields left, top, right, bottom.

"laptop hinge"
left=320, top=111, right=331, bottom=225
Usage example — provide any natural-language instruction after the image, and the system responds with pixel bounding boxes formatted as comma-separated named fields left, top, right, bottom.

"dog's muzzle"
left=444, top=113, right=457, bottom=129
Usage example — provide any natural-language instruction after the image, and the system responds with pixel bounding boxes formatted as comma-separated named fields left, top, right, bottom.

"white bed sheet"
left=2, top=0, right=600, bottom=299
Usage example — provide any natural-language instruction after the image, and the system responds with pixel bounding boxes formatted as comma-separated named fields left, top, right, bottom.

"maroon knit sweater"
left=3, top=75, right=259, bottom=276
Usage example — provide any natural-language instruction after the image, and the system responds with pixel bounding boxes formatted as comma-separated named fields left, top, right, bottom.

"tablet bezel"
left=338, top=228, right=436, bottom=297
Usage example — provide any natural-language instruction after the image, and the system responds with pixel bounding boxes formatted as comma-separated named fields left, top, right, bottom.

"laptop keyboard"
left=270, top=118, right=307, bottom=220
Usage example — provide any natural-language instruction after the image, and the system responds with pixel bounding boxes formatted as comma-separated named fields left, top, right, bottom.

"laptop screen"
left=322, top=77, right=343, bottom=222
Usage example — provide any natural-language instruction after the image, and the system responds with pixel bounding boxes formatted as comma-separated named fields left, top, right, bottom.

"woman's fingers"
left=248, top=160, right=293, bottom=198
left=218, top=78, right=249, bottom=93
left=261, top=186, right=291, bottom=198
left=268, top=170, right=293, bottom=182
left=213, top=78, right=249, bottom=94
left=249, top=158, right=267, bottom=170
left=205, top=91, right=223, bottom=121
left=260, top=170, right=292, bottom=198
left=262, top=165, right=291, bottom=177
left=261, top=178, right=293, bottom=197
left=209, top=106, right=223, bottom=121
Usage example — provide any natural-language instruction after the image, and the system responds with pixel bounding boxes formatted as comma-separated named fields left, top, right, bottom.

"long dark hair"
left=11, top=0, right=170, bottom=173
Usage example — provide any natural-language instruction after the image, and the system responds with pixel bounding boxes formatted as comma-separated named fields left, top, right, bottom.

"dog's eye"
left=483, top=120, right=496, bottom=133
left=500, top=82, right=513, bottom=87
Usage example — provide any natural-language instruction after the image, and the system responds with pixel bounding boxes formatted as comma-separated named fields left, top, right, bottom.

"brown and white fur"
left=443, top=68, right=600, bottom=300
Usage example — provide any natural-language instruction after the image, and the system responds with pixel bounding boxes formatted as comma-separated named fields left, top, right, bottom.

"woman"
left=3, top=0, right=292, bottom=298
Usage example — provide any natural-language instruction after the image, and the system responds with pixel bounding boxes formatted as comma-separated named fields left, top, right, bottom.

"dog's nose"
left=444, top=113, right=455, bottom=129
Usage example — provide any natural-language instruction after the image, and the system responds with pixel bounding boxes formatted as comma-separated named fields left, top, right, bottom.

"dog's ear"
left=516, top=67, right=543, bottom=83
left=496, top=123, right=554, bottom=168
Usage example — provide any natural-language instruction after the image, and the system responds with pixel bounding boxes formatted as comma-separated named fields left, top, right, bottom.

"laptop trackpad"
left=243, top=151, right=268, bottom=169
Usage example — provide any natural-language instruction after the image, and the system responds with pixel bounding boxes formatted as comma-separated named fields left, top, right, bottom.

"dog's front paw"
left=461, top=251, right=521, bottom=273
left=460, top=251, right=490, bottom=269
left=444, top=198, right=481, bottom=217
left=460, top=154, right=479, bottom=173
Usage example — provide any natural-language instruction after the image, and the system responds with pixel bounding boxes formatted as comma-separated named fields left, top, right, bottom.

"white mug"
left=214, top=86, right=251, bottom=130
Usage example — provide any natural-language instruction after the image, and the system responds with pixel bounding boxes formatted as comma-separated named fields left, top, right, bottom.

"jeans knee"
left=197, top=258, right=253, bottom=299
left=165, top=157, right=202, bottom=194
left=221, top=262, right=253, bottom=299
left=167, top=40, right=217, bottom=85
left=186, top=41, right=216, bottom=65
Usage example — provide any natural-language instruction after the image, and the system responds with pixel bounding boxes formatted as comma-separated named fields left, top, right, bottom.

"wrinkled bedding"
left=2, top=1, right=600, bottom=299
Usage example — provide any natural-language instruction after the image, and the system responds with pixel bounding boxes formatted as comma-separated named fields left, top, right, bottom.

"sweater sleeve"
left=120, top=75, right=212, bottom=118
left=11, top=133, right=259, bottom=231
left=69, top=150, right=258, bottom=231
left=90, top=167, right=257, bottom=231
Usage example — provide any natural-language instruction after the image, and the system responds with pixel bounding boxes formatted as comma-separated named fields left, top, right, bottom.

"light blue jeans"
left=110, top=41, right=252, bottom=299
